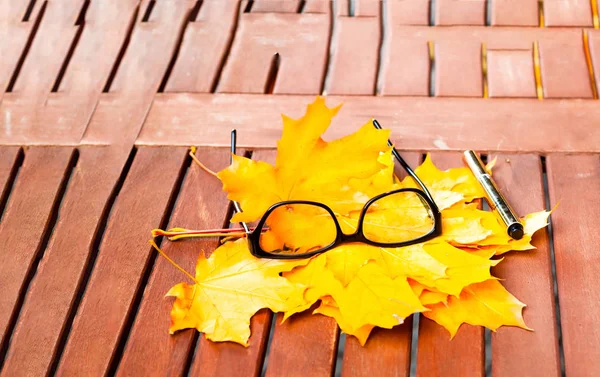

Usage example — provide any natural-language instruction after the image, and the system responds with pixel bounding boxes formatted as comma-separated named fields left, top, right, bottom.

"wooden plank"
left=0, top=147, right=74, bottom=359
left=54, top=147, right=187, bottom=377
left=487, top=49, right=537, bottom=98
left=435, top=41, right=483, bottom=97
left=340, top=152, right=421, bottom=377
left=539, top=40, right=594, bottom=98
left=8, top=1, right=84, bottom=103
left=0, top=2, right=44, bottom=97
left=387, top=0, right=430, bottom=25
left=188, top=148, right=272, bottom=377
left=547, top=154, right=600, bottom=376
left=0, top=147, right=21, bottom=216
left=81, top=0, right=193, bottom=147
left=435, top=0, right=485, bottom=25
left=387, top=26, right=581, bottom=48
left=115, top=148, right=261, bottom=377
left=583, top=29, right=600, bottom=91
left=489, top=154, right=561, bottom=377
left=491, top=0, right=539, bottom=26
left=543, top=0, right=593, bottom=26
left=416, top=152, right=484, bottom=377
left=326, top=16, right=379, bottom=95
left=217, top=13, right=330, bottom=94
left=0, top=147, right=130, bottom=377
left=255, top=149, right=337, bottom=377
left=265, top=311, right=339, bottom=377
left=0, top=1, right=140, bottom=146
left=336, top=0, right=380, bottom=16
left=164, top=1, right=240, bottom=93
left=136, top=93, right=600, bottom=153
left=342, top=323, right=413, bottom=377
left=252, top=0, right=301, bottom=13
left=380, top=39, right=429, bottom=96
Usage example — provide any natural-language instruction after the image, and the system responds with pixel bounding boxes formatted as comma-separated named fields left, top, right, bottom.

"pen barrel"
left=463, top=150, right=524, bottom=240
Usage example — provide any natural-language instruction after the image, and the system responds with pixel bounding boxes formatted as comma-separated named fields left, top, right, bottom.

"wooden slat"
left=0, top=147, right=130, bottom=377
left=164, top=1, right=240, bottom=93
left=435, top=0, right=485, bottom=25
left=8, top=1, right=84, bottom=103
left=81, top=0, right=193, bottom=147
left=0, top=2, right=43, bottom=97
left=116, top=148, right=260, bottom=377
left=487, top=49, right=537, bottom=98
left=342, top=323, right=413, bottom=377
left=252, top=0, right=301, bottom=13
left=0, top=1, right=140, bottom=146
left=489, top=154, right=561, bottom=377
left=543, top=0, right=593, bottom=27
left=434, top=41, right=483, bottom=97
left=266, top=311, right=339, bottom=377
left=388, top=26, right=581, bottom=48
left=588, top=30, right=600, bottom=87
left=387, top=0, right=430, bottom=25
left=547, top=154, right=600, bottom=376
left=326, top=16, right=379, bottom=95
left=491, top=0, right=539, bottom=26
left=539, top=40, right=594, bottom=98
left=54, top=147, right=187, bottom=377
left=380, top=39, right=429, bottom=96
left=416, top=152, right=485, bottom=377
left=137, top=93, right=600, bottom=153
left=340, top=152, right=421, bottom=377
left=0, top=147, right=74, bottom=358
left=217, top=13, right=330, bottom=94
left=255, top=149, right=337, bottom=377
left=0, top=147, right=21, bottom=216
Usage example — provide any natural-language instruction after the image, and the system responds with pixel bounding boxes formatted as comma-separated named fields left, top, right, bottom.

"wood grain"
left=0, top=147, right=74, bottom=361
left=326, top=16, right=379, bottom=95
left=217, top=13, right=330, bottom=94
left=115, top=148, right=251, bottom=377
left=487, top=49, right=537, bottom=98
left=0, top=147, right=130, bottom=377
left=543, top=0, right=593, bottom=26
left=539, top=40, right=594, bottom=98
left=547, top=154, right=600, bottom=376
left=488, top=154, right=561, bottom=377
left=137, top=93, right=600, bottom=153
left=435, top=0, right=485, bottom=25
left=0, top=147, right=21, bottom=217
left=434, top=41, right=483, bottom=97
left=380, top=38, right=430, bottom=96
left=416, top=152, right=485, bottom=377
left=491, top=0, right=539, bottom=26
left=54, top=147, right=187, bottom=377
left=340, top=152, right=422, bottom=377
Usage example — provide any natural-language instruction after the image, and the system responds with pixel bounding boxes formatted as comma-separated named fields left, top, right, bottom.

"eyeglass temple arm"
left=230, top=130, right=251, bottom=234
left=372, top=119, right=439, bottom=212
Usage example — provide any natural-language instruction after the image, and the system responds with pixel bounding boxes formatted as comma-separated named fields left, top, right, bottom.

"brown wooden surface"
left=0, top=147, right=74, bottom=360
left=1, top=147, right=130, bottom=377
left=55, top=147, right=187, bottom=377
left=489, top=154, right=561, bottom=377
left=547, top=154, right=600, bottom=376
left=0, top=1, right=598, bottom=376
left=416, top=153, right=485, bottom=377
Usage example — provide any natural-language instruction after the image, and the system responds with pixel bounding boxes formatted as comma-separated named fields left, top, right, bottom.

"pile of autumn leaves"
left=162, top=97, right=550, bottom=346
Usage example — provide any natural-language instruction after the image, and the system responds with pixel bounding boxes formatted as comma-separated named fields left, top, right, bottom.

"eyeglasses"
left=156, top=120, right=441, bottom=259
left=238, top=119, right=441, bottom=259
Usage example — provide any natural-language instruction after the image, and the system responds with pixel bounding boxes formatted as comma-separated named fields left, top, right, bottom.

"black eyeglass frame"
left=230, top=119, right=442, bottom=259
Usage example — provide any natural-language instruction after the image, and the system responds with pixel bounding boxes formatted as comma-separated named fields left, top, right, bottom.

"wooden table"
left=0, top=1, right=598, bottom=376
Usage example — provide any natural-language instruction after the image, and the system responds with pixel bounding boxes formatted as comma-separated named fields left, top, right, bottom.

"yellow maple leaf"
left=166, top=239, right=308, bottom=346
left=314, top=299, right=374, bottom=346
left=423, top=279, right=531, bottom=338
left=217, top=97, right=393, bottom=223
